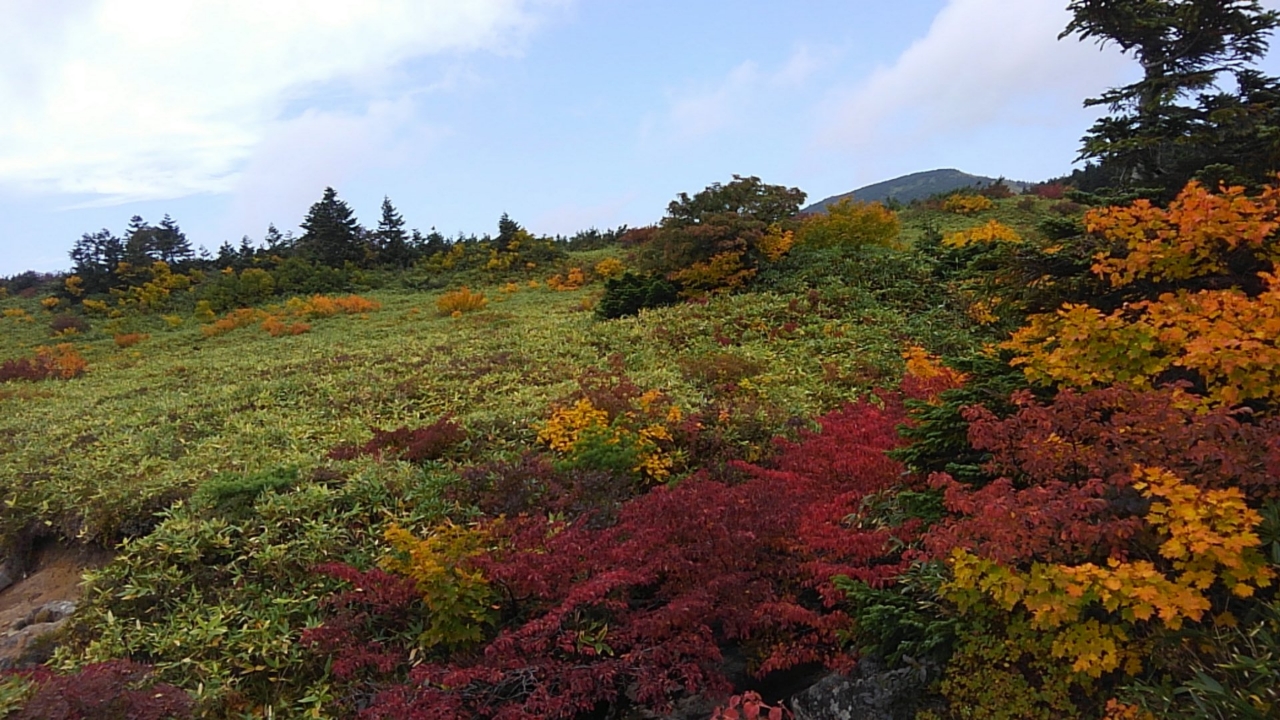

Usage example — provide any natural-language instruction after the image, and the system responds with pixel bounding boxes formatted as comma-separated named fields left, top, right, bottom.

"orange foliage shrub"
left=670, top=251, right=756, bottom=297
left=3, top=344, right=90, bottom=382
left=201, top=308, right=266, bottom=337
left=1087, top=181, right=1280, bottom=287
left=436, top=287, right=487, bottom=316
left=546, top=267, right=586, bottom=291
left=113, top=333, right=149, bottom=348
left=1006, top=180, right=1280, bottom=406
left=261, top=317, right=311, bottom=337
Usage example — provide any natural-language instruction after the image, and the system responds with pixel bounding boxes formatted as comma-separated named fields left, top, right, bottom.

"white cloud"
left=657, top=46, right=834, bottom=142
left=0, top=0, right=565, bottom=204
left=818, top=0, right=1131, bottom=152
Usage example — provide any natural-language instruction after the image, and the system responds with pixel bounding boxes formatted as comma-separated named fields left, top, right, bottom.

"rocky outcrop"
left=0, top=600, right=77, bottom=669
left=789, top=657, right=942, bottom=720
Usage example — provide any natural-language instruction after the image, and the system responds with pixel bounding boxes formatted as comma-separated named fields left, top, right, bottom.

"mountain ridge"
left=802, top=168, right=1031, bottom=212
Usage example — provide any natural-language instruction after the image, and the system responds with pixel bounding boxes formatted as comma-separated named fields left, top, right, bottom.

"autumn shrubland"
left=5, top=4, right=1280, bottom=714
left=2, top=167, right=1280, bottom=718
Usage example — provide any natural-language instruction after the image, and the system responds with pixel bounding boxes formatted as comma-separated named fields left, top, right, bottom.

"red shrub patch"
left=5, top=660, right=193, bottom=720
left=313, top=399, right=915, bottom=719
left=328, top=416, right=468, bottom=463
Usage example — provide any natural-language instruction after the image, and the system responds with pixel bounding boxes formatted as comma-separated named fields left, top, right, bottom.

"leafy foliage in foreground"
left=311, top=399, right=914, bottom=719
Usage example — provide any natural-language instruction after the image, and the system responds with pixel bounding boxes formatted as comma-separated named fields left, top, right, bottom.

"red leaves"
left=923, top=385, right=1280, bottom=568
left=6, top=661, right=193, bottom=720
left=967, top=387, right=1280, bottom=499
left=328, top=416, right=467, bottom=463
left=711, top=691, right=790, bottom=720
left=313, top=399, right=915, bottom=719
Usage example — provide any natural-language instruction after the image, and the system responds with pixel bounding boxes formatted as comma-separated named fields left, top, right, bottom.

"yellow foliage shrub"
left=64, top=276, right=84, bottom=297
left=382, top=522, right=497, bottom=649
left=436, top=287, right=487, bottom=316
left=670, top=251, right=756, bottom=298
left=594, top=257, right=626, bottom=279
left=943, top=220, right=1022, bottom=248
left=797, top=199, right=900, bottom=249
left=40, top=297, right=61, bottom=311
left=946, top=467, right=1274, bottom=677
left=943, top=194, right=994, bottom=215
left=536, top=394, right=681, bottom=481
left=757, top=225, right=797, bottom=262
left=80, top=299, right=111, bottom=315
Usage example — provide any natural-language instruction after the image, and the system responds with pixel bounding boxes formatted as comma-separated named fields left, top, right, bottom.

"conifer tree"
left=1065, top=0, right=1280, bottom=195
left=376, top=196, right=413, bottom=268
left=297, top=187, right=365, bottom=268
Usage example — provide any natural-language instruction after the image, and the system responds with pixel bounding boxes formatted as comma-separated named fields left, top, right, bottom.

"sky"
left=0, top=0, right=1272, bottom=276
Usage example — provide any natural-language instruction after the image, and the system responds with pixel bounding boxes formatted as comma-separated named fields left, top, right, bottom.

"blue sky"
left=2, top=0, right=1267, bottom=276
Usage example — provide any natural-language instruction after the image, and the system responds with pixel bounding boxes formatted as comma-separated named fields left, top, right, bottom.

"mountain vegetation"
left=2, top=2, right=1280, bottom=718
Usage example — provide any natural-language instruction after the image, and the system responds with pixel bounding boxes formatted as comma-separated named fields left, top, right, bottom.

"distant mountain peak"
left=802, top=169, right=1028, bottom=212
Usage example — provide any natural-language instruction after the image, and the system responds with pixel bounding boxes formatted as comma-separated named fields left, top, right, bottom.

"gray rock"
left=14, top=600, right=77, bottom=630
left=0, top=619, right=68, bottom=670
left=789, top=657, right=942, bottom=720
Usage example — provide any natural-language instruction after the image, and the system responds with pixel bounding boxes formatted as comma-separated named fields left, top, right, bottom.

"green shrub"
left=191, top=467, right=298, bottom=518
left=595, top=272, right=680, bottom=319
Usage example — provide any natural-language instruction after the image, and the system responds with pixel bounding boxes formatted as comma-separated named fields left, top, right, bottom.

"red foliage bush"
left=0, top=345, right=88, bottom=383
left=49, top=313, right=89, bottom=335
left=1032, top=182, right=1068, bottom=200
left=302, top=564, right=423, bottom=690
left=920, top=386, right=1280, bottom=566
left=967, top=387, right=1280, bottom=498
left=328, top=416, right=467, bottom=463
left=314, top=399, right=915, bottom=719
left=451, top=452, right=638, bottom=526
left=6, top=660, right=193, bottom=720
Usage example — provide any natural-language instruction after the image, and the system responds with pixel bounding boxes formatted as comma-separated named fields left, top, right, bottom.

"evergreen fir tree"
left=376, top=196, right=413, bottom=268
left=154, top=214, right=194, bottom=267
left=69, top=229, right=125, bottom=294
left=297, top=187, right=365, bottom=268
left=1065, top=0, right=1280, bottom=195
left=496, top=212, right=523, bottom=252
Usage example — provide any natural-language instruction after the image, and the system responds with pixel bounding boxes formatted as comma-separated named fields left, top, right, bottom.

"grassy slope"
left=0, top=199, right=1041, bottom=716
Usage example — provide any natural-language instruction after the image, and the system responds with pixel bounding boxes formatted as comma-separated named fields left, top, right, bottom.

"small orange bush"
left=547, top=267, right=587, bottom=291
left=113, top=333, right=149, bottom=348
left=37, top=344, right=89, bottom=379
left=201, top=308, right=266, bottom=337
left=262, top=317, right=311, bottom=337
left=437, top=287, right=487, bottom=316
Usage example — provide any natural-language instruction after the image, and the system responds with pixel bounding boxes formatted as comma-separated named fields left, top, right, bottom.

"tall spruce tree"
left=495, top=212, right=523, bottom=252
left=376, top=196, right=413, bottom=268
left=1064, top=0, right=1280, bottom=195
left=297, top=187, right=365, bottom=268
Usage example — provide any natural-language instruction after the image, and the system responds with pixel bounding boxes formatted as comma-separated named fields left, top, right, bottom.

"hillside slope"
left=803, top=168, right=1030, bottom=212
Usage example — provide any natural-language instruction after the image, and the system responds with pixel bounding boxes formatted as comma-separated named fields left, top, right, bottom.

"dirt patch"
left=0, top=542, right=114, bottom=669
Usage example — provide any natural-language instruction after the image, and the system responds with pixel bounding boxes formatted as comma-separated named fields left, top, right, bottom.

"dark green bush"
left=595, top=272, right=680, bottom=319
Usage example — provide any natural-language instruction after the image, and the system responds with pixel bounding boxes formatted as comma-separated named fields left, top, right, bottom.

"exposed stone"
left=13, top=600, right=77, bottom=631
left=788, top=657, right=942, bottom=720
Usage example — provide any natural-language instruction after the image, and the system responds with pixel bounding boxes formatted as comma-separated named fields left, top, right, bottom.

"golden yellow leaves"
left=942, top=220, right=1022, bottom=248
left=945, top=467, right=1274, bottom=678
